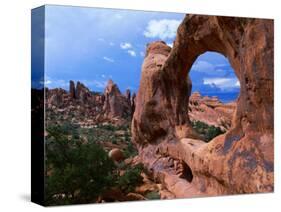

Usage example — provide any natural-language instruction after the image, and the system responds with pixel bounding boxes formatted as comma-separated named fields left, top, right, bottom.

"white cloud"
left=191, top=61, right=215, bottom=72
left=167, top=43, right=173, bottom=48
left=140, top=51, right=145, bottom=57
left=120, top=42, right=137, bottom=57
left=45, top=80, right=52, bottom=85
left=120, top=42, right=132, bottom=49
left=41, top=76, right=68, bottom=89
left=103, top=56, right=114, bottom=63
left=127, top=50, right=136, bottom=57
left=144, top=19, right=181, bottom=40
left=235, top=81, right=240, bottom=87
left=78, top=79, right=108, bottom=89
left=109, top=42, right=115, bottom=46
left=216, top=63, right=230, bottom=68
left=203, top=77, right=240, bottom=90
left=42, top=76, right=52, bottom=85
left=92, top=80, right=107, bottom=89
left=214, top=68, right=226, bottom=73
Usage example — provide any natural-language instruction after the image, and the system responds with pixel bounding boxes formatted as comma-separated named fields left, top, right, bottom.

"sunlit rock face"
left=189, top=92, right=236, bottom=131
left=132, top=15, right=273, bottom=197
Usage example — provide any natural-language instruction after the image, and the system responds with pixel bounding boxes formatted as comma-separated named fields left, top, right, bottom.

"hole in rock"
left=188, top=51, right=240, bottom=142
left=181, top=162, right=193, bottom=182
left=173, top=159, right=193, bottom=182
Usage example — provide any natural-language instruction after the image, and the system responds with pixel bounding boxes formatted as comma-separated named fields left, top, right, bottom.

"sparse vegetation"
left=191, top=120, right=225, bottom=142
left=45, top=125, right=116, bottom=205
left=45, top=123, right=142, bottom=205
left=117, top=164, right=144, bottom=193
left=124, top=142, right=138, bottom=158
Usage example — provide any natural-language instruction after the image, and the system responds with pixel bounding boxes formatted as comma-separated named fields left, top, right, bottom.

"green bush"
left=99, top=124, right=116, bottom=131
left=45, top=125, right=116, bottom=205
left=191, top=121, right=225, bottom=142
left=123, top=142, right=138, bottom=158
left=45, top=123, right=144, bottom=205
left=124, top=132, right=130, bottom=142
left=145, top=191, right=160, bottom=200
left=117, top=164, right=144, bottom=193
left=112, top=138, right=118, bottom=144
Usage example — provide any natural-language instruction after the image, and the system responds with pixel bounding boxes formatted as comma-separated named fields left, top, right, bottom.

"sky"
left=32, top=5, right=240, bottom=102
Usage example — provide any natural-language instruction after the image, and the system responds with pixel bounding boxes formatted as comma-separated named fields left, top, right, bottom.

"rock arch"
left=132, top=15, right=273, bottom=195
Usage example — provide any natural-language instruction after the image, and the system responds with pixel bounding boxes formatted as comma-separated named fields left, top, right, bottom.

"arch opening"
left=187, top=51, right=240, bottom=142
left=180, top=161, right=193, bottom=182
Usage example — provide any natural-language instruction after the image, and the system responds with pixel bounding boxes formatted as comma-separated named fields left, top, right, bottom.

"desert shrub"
left=124, top=132, right=130, bottom=142
left=123, top=142, right=138, bottom=158
left=45, top=125, right=116, bottom=205
left=205, top=125, right=224, bottom=141
left=60, top=122, right=79, bottom=133
left=116, top=123, right=130, bottom=131
left=145, top=191, right=160, bottom=200
left=117, top=164, right=144, bottom=193
left=191, top=121, right=225, bottom=142
left=112, top=138, right=118, bottom=144
left=45, top=123, right=145, bottom=205
left=99, top=124, right=116, bottom=131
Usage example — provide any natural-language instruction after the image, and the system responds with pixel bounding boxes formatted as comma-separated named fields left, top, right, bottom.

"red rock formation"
left=46, top=81, right=105, bottom=126
left=189, top=92, right=236, bottom=131
left=132, top=15, right=273, bottom=197
left=103, top=80, right=131, bottom=119
left=46, top=88, right=67, bottom=107
left=69, top=80, right=76, bottom=99
left=75, top=81, right=92, bottom=104
left=125, top=89, right=131, bottom=103
left=46, top=80, right=134, bottom=127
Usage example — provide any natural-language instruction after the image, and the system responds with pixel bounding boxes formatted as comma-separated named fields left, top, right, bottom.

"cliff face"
left=132, top=15, right=273, bottom=196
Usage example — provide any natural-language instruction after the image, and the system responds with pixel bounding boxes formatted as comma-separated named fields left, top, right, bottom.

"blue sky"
left=32, top=5, right=240, bottom=101
left=190, top=52, right=240, bottom=93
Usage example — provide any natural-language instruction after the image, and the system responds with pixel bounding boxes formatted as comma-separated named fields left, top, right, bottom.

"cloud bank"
left=144, top=19, right=181, bottom=40
left=203, top=77, right=240, bottom=90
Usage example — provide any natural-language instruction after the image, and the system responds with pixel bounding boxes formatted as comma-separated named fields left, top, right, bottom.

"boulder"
left=108, top=148, right=124, bottom=162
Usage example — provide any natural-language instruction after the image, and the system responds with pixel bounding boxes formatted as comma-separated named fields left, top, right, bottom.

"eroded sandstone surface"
left=132, top=15, right=274, bottom=197
left=103, top=79, right=131, bottom=120
left=189, top=92, right=236, bottom=131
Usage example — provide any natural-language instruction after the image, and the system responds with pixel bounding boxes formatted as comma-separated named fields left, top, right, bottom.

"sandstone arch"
left=132, top=15, right=273, bottom=196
